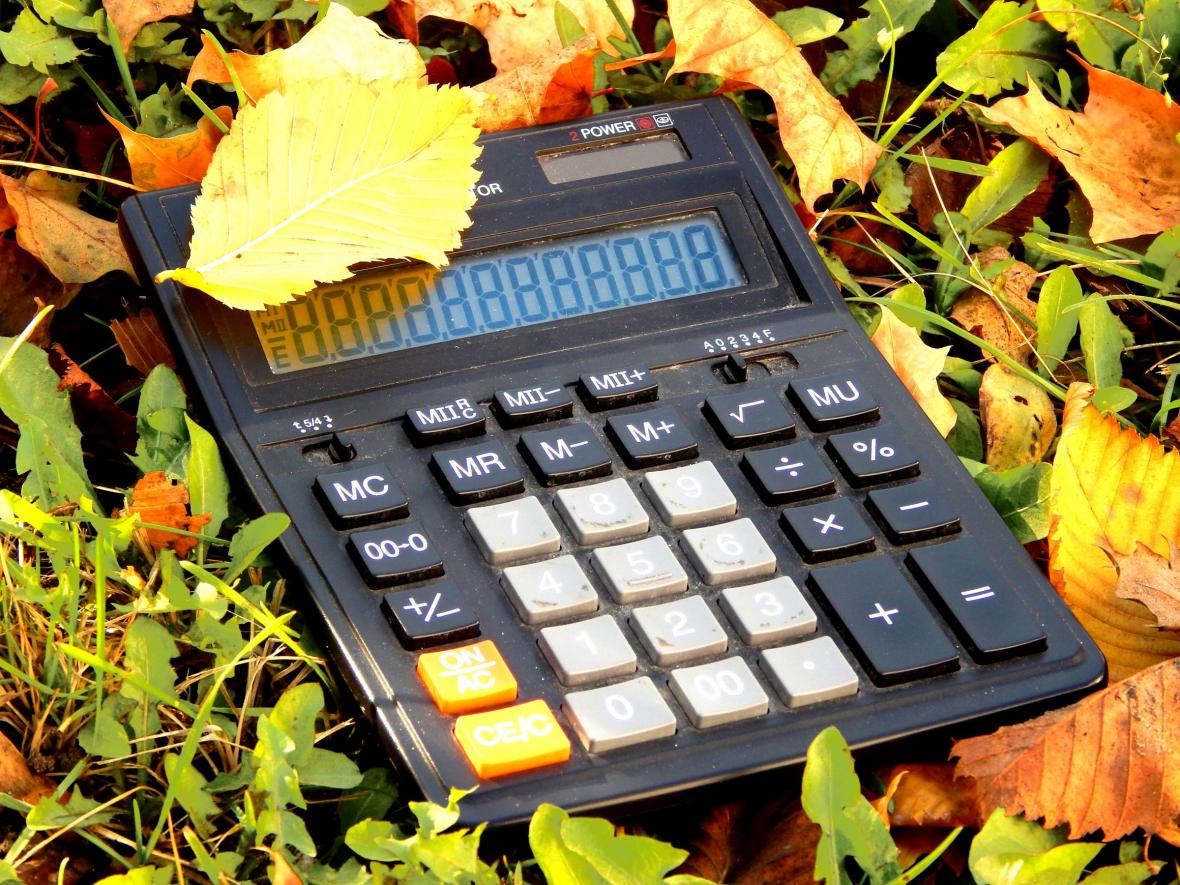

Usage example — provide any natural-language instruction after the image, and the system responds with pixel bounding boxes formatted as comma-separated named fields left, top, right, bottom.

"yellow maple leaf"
left=1049, top=383, right=1180, bottom=680
left=156, top=78, right=482, bottom=309
left=666, top=0, right=881, bottom=210
left=871, top=307, right=956, bottom=437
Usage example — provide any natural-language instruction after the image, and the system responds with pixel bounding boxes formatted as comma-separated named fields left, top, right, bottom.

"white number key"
left=630, top=596, right=728, bottom=665
left=643, top=461, right=737, bottom=527
left=669, top=657, right=769, bottom=728
left=719, top=576, right=817, bottom=645
left=501, top=555, right=599, bottom=625
left=680, top=517, right=776, bottom=585
left=590, top=536, right=688, bottom=603
left=554, top=478, right=649, bottom=544
left=563, top=677, right=677, bottom=752
left=464, top=496, right=560, bottom=565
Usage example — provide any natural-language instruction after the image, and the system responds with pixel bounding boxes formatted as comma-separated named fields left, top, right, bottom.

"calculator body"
left=120, top=98, right=1104, bottom=826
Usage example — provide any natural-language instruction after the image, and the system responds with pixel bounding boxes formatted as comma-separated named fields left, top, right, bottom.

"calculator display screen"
left=250, top=211, right=745, bottom=374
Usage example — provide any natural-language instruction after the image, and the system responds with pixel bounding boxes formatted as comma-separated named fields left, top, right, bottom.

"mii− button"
left=315, top=463, right=408, bottom=527
left=789, top=374, right=879, bottom=429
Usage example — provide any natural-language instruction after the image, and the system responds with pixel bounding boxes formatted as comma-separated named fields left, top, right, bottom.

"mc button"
left=314, top=463, right=408, bottom=527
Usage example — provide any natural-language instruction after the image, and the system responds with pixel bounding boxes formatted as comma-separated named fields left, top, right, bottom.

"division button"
left=788, top=373, right=879, bottom=429
left=431, top=439, right=524, bottom=504
left=348, top=522, right=444, bottom=587
left=808, top=557, right=960, bottom=685
left=781, top=499, right=875, bottom=562
left=501, top=555, right=599, bottom=625
left=703, top=392, right=795, bottom=448
left=866, top=480, right=960, bottom=543
left=520, top=423, right=613, bottom=485
left=680, top=517, right=777, bottom=585
left=605, top=406, right=698, bottom=468
left=493, top=384, right=574, bottom=428
left=907, top=538, right=1047, bottom=662
left=578, top=367, right=658, bottom=410
left=454, top=699, right=571, bottom=779
left=538, top=615, right=637, bottom=685
left=381, top=583, right=479, bottom=650
left=315, top=463, right=408, bottom=527
left=465, top=496, right=561, bottom=564
left=417, top=639, right=518, bottom=714
left=554, top=478, right=649, bottom=545
left=563, top=677, right=677, bottom=753
left=719, top=576, right=817, bottom=646
left=404, top=396, right=485, bottom=446
left=760, top=637, right=859, bottom=708
left=631, top=596, right=728, bottom=666
left=827, top=425, right=919, bottom=485
left=590, top=536, right=689, bottom=603
left=643, top=461, right=737, bottom=528
left=742, top=441, right=835, bottom=504
left=669, top=657, right=769, bottom=728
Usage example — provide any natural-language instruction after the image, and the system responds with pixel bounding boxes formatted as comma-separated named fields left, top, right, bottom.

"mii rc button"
left=454, top=700, right=571, bottom=779
left=417, top=639, right=518, bottom=714
left=405, top=397, right=486, bottom=446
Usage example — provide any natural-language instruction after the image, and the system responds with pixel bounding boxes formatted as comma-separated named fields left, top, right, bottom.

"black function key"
left=827, top=426, right=919, bottom=485
left=493, top=384, right=574, bottom=428
left=908, top=539, right=1047, bottom=662
left=809, top=557, right=960, bottom=685
left=520, top=424, right=612, bottom=485
left=381, top=583, right=480, bottom=650
left=578, top=367, right=657, bottom=410
left=789, top=373, right=879, bottom=429
left=315, top=463, right=408, bottom=527
left=605, top=407, right=698, bottom=468
left=431, top=440, right=524, bottom=504
left=866, top=480, right=960, bottom=544
left=349, top=522, right=444, bottom=587
left=742, top=442, right=834, bottom=504
left=703, top=392, right=795, bottom=448
left=780, top=499, right=875, bottom=562
left=404, top=397, right=485, bottom=446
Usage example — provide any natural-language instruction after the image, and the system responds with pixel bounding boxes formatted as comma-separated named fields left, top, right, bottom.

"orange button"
left=454, top=699, right=571, bottom=778
left=417, top=639, right=518, bottom=714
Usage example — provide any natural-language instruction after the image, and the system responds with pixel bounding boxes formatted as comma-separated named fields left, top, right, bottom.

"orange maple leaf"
left=983, top=63, right=1180, bottom=243
left=103, top=107, right=233, bottom=191
left=871, top=307, right=956, bottom=437
left=128, top=471, right=211, bottom=558
left=475, top=35, right=598, bottom=132
left=666, top=0, right=880, bottom=210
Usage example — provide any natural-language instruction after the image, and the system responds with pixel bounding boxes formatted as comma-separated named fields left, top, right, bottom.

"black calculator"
left=120, top=98, right=1104, bottom=826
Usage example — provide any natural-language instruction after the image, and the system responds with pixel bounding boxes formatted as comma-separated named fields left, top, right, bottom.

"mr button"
left=315, top=463, right=408, bottom=527
left=431, top=440, right=524, bottom=504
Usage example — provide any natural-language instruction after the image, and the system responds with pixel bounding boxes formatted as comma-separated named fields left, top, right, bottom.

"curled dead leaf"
left=978, top=363, right=1056, bottom=470
left=950, top=248, right=1038, bottom=365
left=871, top=307, right=957, bottom=437
left=0, top=731, right=54, bottom=805
left=48, top=345, right=137, bottom=456
left=676, top=797, right=819, bottom=884
left=127, top=471, right=211, bottom=558
left=666, top=0, right=881, bottom=210
left=953, top=656, right=1180, bottom=845
left=475, top=35, right=598, bottom=131
left=110, top=309, right=176, bottom=376
left=1050, top=383, right=1180, bottom=679
left=983, top=62, right=1180, bottom=243
left=873, top=763, right=980, bottom=829
left=102, top=0, right=194, bottom=52
left=1111, top=542, right=1180, bottom=631
left=0, top=239, right=79, bottom=341
left=104, top=107, right=233, bottom=190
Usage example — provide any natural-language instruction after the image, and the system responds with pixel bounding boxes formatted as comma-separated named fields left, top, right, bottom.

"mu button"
left=789, top=373, right=878, bottom=429
left=454, top=700, right=571, bottom=779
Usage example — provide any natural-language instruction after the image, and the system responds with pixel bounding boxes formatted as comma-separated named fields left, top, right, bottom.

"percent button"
left=827, top=426, right=919, bottom=485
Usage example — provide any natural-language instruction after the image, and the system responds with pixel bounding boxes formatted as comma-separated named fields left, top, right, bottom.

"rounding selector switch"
left=723, top=353, right=748, bottom=383
left=327, top=433, right=357, bottom=463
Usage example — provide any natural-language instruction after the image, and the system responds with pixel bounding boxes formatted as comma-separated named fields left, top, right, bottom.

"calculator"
left=119, top=98, right=1104, bottom=826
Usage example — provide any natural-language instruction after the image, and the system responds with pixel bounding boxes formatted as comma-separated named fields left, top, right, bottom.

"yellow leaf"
left=474, top=35, right=598, bottom=132
left=1049, top=383, right=1180, bottom=680
left=407, top=0, right=633, bottom=73
left=157, top=78, right=482, bottom=309
left=666, top=0, right=880, bottom=210
left=978, top=363, right=1056, bottom=470
left=870, top=307, right=956, bottom=437
left=187, top=4, right=426, bottom=101
left=104, top=106, right=232, bottom=190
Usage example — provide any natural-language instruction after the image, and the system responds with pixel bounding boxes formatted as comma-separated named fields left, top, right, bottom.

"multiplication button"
left=788, top=373, right=878, bottom=429
left=348, top=522, right=444, bottom=587
left=827, top=426, right=918, bottom=485
left=520, top=424, right=612, bottom=485
left=431, top=440, right=524, bottom=504
left=605, top=407, right=698, bottom=468
left=381, top=583, right=479, bottom=649
left=315, top=463, right=408, bottom=527
left=703, top=392, right=795, bottom=447
left=781, top=499, right=875, bottom=562
left=742, top=442, right=835, bottom=504
left=564, top=677, right=677, bottom=752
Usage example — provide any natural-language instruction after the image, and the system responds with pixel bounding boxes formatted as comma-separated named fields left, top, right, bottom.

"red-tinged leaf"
left=102, top=0, right=194, bottom=51
left=475, top=35, right=597, bottom=131
left=48, top=345, right=137, bottom=456
left=110, top=309, right=177, bottom=376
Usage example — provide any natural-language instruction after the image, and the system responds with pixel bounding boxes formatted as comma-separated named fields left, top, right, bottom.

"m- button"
left=315, top=463, right=408, bottom=527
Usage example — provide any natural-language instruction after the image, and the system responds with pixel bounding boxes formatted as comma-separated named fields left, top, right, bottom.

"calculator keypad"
left=520, top=424, right=613, bottom=485
left=760, top=637, right=859, bottom=707
left=680, top=518, right=776, bottom=585
left=631, top=596, right=728, bottom=666
left=563, top=677, right=677, bottom=752
left=381, top=584, right=480, bottom=649
left=539, top=615, right=638, bottom=685
left=606, top=406, right=699, bottom=468
left=501, top=556, right=600, bottom=625
left=348, top=522, right=444, bottom=587
left=591, top=536, right=689, bottom=603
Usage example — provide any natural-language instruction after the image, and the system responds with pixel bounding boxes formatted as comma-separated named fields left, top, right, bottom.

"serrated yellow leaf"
left=157, top=78, right=482, bottom=309
left=871, top=307, right=957, bottom=437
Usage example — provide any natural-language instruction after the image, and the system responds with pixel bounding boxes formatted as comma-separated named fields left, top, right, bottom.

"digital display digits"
left=251, top=211, right=745, bottom=374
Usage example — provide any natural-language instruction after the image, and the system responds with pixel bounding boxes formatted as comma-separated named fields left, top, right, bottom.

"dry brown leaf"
left=128, top=471, right=211, bottom=558
left=48, top=345, right=137, bottom=456
left=1050, top=383, right=1180, bottom=679
left=102, top=0, right=193, bottom=52
left=667, top=0, right=880, bottom=210
left=1111, top=542, right=1180, bottom=630
left=475, top=35, right=597, bottom=131
left=677, top=801, right=742, bottom=883
left=871, top=307, right=957, bottom=437
left=869, top=768, right=907, bottom=828
left=978, top=363, right=1056, bottom=470
left=0, top=171, right=134, bottom=285
left=187, top=4, right=426, bottom=99
left=0, top=731, right=54, bottom=805
left=983, top=62, right=1180, bottom=243
left=0, top=189, right=16, bottom=233
left=104, top=106, right=233, bottom=190
left=953, top=657, right=1180, bottom=844
left=110, top=308, right=176, bottom=375
left=950, top=248, right=1038, bottom=365
left=677, top=797, right=819, bottom=883
left=409, top=0, right=633, bottom=72
left=874, top=763, right=981, bottom=829
left=0, top=240, right=79, bottom=340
